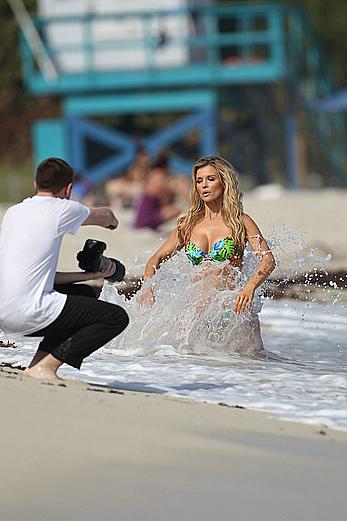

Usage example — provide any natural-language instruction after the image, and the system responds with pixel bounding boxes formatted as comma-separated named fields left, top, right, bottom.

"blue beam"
left=201, top=107, right=217, bottom=155
left=68, top=116, right=135, bottom=182
left=284, top=112, right=299, bottom=189
left=33, top=119, right=68, bottom=165
left=64, top=90, right=217, bottom=116
left=65, top=106, right=217, bottom=181
left=145, top=110, right=213, bottom=155
left=28, top=62, right=283, bottom=95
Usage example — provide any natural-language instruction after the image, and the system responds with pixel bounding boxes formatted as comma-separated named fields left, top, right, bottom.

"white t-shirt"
left=0, top=196, right=90, bottom=335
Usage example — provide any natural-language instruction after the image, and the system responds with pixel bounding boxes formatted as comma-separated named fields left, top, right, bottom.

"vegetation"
left=284, top=0, right=347, bottom=86
left=0, top=1, right=60, bottom=200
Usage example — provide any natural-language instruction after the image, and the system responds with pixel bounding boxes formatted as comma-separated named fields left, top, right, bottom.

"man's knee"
left=105, top=304, right=129, bottom=334
left=114, top=306, right=129, bottom=333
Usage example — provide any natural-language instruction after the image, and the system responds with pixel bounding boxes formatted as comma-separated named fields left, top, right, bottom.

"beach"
left=1, top=366, right=347, bottom=521
left=51, top=187, right=347, bottom=275
left=0, top=187, right=346, bottom=274
left=1, top=188, right=346, bottom=519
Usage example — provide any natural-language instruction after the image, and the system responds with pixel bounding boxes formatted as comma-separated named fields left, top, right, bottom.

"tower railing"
left=20, top=4, right=285, bottom=94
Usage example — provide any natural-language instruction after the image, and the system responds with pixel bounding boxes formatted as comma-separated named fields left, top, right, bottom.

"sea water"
left=0, top=248, right=346, bottom=431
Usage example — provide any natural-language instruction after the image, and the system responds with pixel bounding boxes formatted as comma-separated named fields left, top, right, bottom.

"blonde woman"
left=142, top=156, right=275, bottom=316
left=101, top=155, right=276, bottom=355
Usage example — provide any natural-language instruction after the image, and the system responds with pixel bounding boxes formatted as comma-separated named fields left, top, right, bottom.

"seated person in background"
left=168, top=173, right=190, bottom=206
left=152, top=150, right=191, bottom=207
left=133, top=165, right=181, bottom=230
left=104, top=148, right=150, bottom=208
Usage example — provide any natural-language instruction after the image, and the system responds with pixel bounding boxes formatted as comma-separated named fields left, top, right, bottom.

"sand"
left=1, top=187, right=345, bottom=275
left=0, top=189, right=346, bottom=520
left=54, top=187, right=346, bottom=277
left=1, top=367, right=347, bottom=521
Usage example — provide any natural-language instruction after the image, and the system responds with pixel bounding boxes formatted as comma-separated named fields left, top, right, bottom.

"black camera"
left=77, top=239, right=126, bottom=283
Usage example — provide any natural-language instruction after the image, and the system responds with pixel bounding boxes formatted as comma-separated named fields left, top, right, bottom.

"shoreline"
left=1, top=345, right=346, bottom=434
left=114, top=269, right=347, bottom=304
left=1, top=367, right=347, bottom=521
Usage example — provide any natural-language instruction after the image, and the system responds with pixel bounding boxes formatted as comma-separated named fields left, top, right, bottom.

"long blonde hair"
left=176, top=156, right=246, bottom=250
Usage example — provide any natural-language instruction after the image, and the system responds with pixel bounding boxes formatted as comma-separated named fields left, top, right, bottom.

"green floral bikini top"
left=184, top=235, right=243, bottom=266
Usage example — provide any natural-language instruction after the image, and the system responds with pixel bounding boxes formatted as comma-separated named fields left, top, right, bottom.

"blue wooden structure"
left=18, top=3, right=347, bottom=186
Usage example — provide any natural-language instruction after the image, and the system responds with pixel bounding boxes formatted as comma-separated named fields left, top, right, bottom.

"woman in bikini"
left=141, top=155, right=275, bottom=314
left=105, top=155, right=276, bottom=355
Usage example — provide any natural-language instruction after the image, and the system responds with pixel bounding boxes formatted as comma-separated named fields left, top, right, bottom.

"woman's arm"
left=234, top=214, right=276, bottom=314
left=138, top=229, right=178, bottom=306
left=143, top=229, right=178, bottom=282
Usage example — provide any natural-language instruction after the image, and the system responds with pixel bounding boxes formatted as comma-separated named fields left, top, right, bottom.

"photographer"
left=0, top=158, right=129, bottom=380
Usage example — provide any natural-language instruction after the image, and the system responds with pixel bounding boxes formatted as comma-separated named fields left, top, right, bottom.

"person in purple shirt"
left=133, top=166, right=180, bottom=230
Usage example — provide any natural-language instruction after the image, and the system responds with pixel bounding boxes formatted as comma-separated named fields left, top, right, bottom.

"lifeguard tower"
left=10, top=0, right=347, bottom=186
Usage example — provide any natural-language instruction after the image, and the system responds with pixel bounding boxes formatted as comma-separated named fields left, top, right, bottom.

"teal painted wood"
left=27, top=62, right=283, bottom=95
left=63, top=90, right=217, bottom=116
left=20, top=3, right=347, bottom=184
left=33, top=119, right=68, bottom=166
left=20, top=4, right=285, bottom=95
left=66, top=109, right=217, bottom=181
left=68, top=116, right=135, bottom=181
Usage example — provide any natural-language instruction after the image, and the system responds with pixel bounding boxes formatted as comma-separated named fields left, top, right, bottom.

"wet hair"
left=35, top=157, right=74, bottom=194
left=176, top=156, right=246, bottom=250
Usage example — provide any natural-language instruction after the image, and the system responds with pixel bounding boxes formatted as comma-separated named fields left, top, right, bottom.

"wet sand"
left=1, top=366, right=346, bottom=521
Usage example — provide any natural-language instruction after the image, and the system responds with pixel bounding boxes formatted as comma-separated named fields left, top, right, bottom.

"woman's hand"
left=137, top=286, right=155, bottom=306
left=234, top=282, right=255, bottom=314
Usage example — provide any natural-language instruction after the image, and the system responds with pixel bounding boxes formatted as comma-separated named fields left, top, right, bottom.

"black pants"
left=27, top=284, right=129, bottom=369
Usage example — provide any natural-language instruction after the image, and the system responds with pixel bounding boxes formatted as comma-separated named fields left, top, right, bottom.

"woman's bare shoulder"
left=242, top=213, right=256, bottom=225
left=242, top=213, right=262, bottom=235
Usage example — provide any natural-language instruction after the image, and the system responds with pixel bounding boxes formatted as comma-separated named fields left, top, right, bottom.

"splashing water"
left=102, top=251, right=265, bottom=358
left=0, top=234, right=346, bottom=431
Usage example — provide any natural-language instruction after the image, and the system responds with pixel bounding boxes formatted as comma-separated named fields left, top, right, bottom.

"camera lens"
left=106, top=258, right=126, bottom=283
left=99, top=256, right=110, bottom=272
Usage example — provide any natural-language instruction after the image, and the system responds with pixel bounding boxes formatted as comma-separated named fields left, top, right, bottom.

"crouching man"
left=0, top=157, right=129, bottom=380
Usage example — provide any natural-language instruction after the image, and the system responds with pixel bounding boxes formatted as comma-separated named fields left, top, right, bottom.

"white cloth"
left=0, top=196, right=90, bottom=335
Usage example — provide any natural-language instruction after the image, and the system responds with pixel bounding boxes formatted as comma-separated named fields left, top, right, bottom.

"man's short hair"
left=35, top=157, right=74, bottom=194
